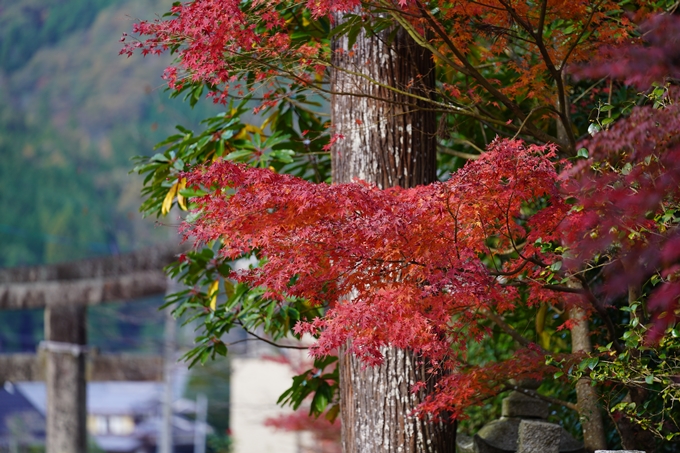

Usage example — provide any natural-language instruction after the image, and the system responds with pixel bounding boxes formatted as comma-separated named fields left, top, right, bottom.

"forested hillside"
left=0, top=0, right=220, bottom=351
left=0, top=0, right=118, bottom=72
left=0, top=0, right=220, bottom=267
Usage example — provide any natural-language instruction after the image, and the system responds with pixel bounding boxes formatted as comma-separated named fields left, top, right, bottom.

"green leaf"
left=270, top=149, right=295, bottom=163
left=214, top=341, right=228, bottom=356
left=175, top=124, right=193, bottom=134
left=150, top=153, right=170, bottom=163
left=325, top=404, right=340, bottom=423
left=579, top=357, right=599, bottom=371
left=179, top=187, right=207, bottom=198
left=346, top=22, right=363, bottom=51
left=310, top=382, right=331, bottom=415
left=225, top=149, right=255, bottom=161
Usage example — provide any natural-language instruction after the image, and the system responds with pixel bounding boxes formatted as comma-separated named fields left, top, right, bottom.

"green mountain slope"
left=0, top=0, right=221, bottom=352
left=0, top=0, right=118, bottom=72
left=0, top=0, right=220, bottom=268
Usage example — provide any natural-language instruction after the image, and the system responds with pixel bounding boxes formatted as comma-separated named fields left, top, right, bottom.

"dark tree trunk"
left=331, top=21, right=457, bottom=453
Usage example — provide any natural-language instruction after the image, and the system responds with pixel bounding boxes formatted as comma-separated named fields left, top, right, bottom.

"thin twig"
left=238, top=322, right=309, bottom=350
left=485, top=309, right=545, bottom=353
left=504, top=384, right=579, bottom=411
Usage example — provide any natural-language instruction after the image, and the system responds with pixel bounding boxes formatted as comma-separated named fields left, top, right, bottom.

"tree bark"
left=558, top=90, right=606, bottom=452
left=331, top=21, right=457, bottom=453
left=331, top=23, right=437, bottom=188
left=569, top=306, right=607, bottom=452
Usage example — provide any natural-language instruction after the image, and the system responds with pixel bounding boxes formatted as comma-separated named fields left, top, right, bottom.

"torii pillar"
left=45, top=304, right=87, bottom=453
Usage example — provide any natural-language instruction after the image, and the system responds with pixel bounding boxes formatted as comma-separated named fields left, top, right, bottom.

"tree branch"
left=237, top=322, right=309, bottom=350
left=484, top=309, right=545, bottom=353
left=504, top=383, right=579, bottom=412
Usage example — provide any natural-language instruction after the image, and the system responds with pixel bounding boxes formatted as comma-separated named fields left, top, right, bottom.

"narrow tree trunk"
left=558, top=91, right=606, bottom=452
left=615, top=283, right=656, bottom=451
left=331, top=21, right=457, bottom=453
left=569, top=306, right=607, bottom=452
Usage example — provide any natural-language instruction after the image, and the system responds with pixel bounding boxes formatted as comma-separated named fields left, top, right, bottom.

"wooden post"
left=44, top=304, right=87, bottom=453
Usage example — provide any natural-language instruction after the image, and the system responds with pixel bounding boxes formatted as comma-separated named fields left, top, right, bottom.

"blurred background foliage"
left=0, top=0, right=220, bottom=353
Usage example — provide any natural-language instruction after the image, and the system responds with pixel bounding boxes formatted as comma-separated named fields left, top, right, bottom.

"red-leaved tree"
left=126, top=1, right=680, bottom=451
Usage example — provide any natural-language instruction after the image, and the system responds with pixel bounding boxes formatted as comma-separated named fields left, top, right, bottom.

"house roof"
left=0, top=382, right=45, bottom=444
left=3, top=381, right=212, bottom=451
left=15, top=382, right=163, bottom=416
left=12, top=382, right=46, bottom=415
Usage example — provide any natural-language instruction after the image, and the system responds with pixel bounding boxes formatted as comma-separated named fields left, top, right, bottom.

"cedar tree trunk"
left=331, top=20, right=457, bottom=453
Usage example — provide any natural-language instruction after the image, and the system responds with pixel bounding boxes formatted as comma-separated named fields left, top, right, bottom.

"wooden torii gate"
left=0, top=243, right=184, bottom=453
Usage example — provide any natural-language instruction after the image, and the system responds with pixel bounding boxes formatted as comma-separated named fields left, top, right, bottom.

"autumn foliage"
left=562, top=99, right=680, bottom=340
left=122, top=0, right=634, bottom=135
left=180, top=138, right=561, bottom=417
left=126, top=0, right=680, bottom=446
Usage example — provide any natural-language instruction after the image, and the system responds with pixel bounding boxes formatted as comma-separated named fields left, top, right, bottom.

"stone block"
left=501, top=391, right=549, bottom=419
left=518, top=420, right=561, bottom=453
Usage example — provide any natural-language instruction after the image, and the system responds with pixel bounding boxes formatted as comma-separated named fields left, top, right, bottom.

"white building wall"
left=230, top=357, right=300, bottom=453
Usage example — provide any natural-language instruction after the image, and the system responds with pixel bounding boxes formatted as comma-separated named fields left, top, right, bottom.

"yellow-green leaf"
left=161, top=182, right=179, bottom=215
left=208, top=279, right=220, bottom=311
left=177, top=178, right=188, bottom=211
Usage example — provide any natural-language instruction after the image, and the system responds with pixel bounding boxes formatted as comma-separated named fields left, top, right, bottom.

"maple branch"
left=543, top=274, right=623, bottom=352
left=494, top=0, right=566, bottom=124
left=468, top=0, right=506, bottom=11
left=504, top=384, right=579, bottom=412
left=437, top=146, right=482, bottom=160
left=484, top=309, right=545, bottom=353
left=511, top=106, right=557, bottom=140
left=527, top=255, right=550, bottom=268
left=207, top=48, right=460, bottom=122
left=499, top=196, right=539, bottom=268
left=572, top=77, right=608, bottom=103
left=561, top=1, right=602, bottom=70
left=492, top=0, right=579, bottom=152
left=410, top=0, right=561, bottom=148
left=327, top=64, right=517, bottom=129
left=444, top=192, right=463, bottom=261
left=489, top=259, right=529, bottom=277
left=237, top=321, right=309, bottom=350
left=496, top=0, right=537, bottom=39
left=537, top=0, right=548, bottom=36
left=542, top=284, right=583, bottom=294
